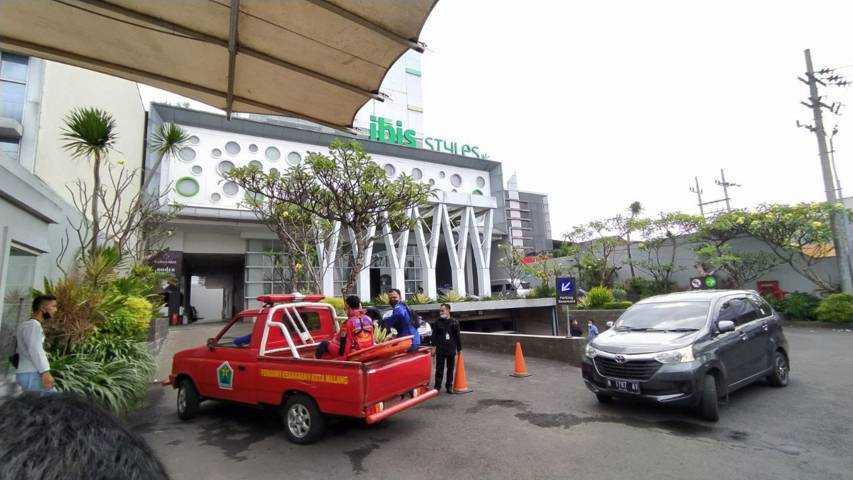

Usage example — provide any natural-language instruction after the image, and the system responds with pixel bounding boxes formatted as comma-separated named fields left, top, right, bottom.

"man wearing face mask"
left=14, top=295, right=58, bottom=394
left=432, top=303, right=462, bottom=394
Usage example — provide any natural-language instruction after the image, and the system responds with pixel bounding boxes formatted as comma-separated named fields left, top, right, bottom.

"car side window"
left=749, top=297, right=773, bottom=318
left=718, top=298, right=758, bottom=327
left=216, top=315, right=257, bottom=347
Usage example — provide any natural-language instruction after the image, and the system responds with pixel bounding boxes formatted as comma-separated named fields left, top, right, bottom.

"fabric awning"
left=0, top=0, right=437, bottom=129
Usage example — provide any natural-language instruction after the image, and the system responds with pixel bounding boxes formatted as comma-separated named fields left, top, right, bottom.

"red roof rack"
left=256, top=294, right=326, bottom=305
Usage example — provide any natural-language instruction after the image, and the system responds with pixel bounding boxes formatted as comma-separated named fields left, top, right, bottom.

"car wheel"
left=595, top=394, right=613, bottom=404
left=766, top=350, right=789, bottom=387
left=177, top=378, right=200, bottom=421
left=696, top=374, right=719, bottom=422
left=282, top=394, right=326, bottom=444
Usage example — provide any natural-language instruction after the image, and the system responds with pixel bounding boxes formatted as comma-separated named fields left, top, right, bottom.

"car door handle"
left=237, top=365, right=246, bottom=371
left=762, top=322, right=769, bottom=331
left=739, top=331, right=749, bottom=341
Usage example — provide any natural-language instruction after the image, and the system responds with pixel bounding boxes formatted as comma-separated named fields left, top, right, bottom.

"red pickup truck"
left=166, top=294, right=437, bottom=444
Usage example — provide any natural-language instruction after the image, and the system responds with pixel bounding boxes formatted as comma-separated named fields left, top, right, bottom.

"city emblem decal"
left=217, top=361, right=234, bottom=390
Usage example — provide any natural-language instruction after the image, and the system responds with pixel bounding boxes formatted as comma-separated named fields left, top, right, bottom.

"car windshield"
left=615, top=301, right=710, bottom=331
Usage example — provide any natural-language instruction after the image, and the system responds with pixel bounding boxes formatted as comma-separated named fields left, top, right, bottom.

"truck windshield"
left=615, top=301, right=710, bottom=331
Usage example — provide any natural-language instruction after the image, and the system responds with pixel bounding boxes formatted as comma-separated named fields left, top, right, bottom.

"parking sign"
left=556, top=277, right=577, bottom=305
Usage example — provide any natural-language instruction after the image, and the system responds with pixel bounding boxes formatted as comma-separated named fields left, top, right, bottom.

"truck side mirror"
left=206, top=338, right=215, bottom=351
left=717, top=320, right=735, bottom=334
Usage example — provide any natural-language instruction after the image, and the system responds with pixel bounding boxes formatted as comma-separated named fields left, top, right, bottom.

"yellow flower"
left=295, top=263, right=303, bottom=271
left=116, top=159, right=126, bottom=165
left=736, top=217, right=745, bottom=225
left=812, top=221, right=822, bottom=228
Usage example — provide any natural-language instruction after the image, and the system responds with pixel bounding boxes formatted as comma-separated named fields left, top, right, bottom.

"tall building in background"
left=0, top=50, right=145, bottom=385
left=504, top=174, right=552, bottom=254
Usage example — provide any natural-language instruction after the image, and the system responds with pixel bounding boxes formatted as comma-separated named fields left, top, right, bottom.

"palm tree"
left=145, top=122, right=189, bottom=193
left=61, top=108, right=117, bottom=260
left=626, top=201, right=643, bottom=280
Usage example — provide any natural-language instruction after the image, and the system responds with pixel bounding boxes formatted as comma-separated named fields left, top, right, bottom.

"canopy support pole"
left=225, top=0, right=241, bottom=119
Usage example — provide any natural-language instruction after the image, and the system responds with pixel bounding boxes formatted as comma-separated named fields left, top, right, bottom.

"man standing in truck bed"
left=384, top=288, right=420, bottom=352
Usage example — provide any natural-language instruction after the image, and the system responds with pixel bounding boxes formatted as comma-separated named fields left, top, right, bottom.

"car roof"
left=635, top=289, right=759, bottom=304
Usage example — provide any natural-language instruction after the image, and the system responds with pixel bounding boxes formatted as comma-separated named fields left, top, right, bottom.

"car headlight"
left=653, top=346, right=695, bottom=364
left=585, top=344, right=599, bottom=358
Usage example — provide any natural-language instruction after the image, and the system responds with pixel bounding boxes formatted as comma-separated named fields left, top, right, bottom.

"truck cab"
left=168, top=294, right=437, bottom=444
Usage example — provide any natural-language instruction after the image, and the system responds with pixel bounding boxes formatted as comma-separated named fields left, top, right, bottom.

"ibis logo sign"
left=369, top=116, right=417, bottom=147
left=368, top=116, right=483, bottom=158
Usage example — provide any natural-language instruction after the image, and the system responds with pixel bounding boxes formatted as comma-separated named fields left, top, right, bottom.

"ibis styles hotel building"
left=147, top=53, right=551, bottom=318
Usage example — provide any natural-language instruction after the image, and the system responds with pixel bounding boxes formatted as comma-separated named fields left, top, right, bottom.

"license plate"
left=606, top=378, right=640, bottom=394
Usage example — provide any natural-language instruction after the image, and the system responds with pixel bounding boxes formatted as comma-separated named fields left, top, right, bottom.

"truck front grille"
left=594, top=357, right=661, bottom=381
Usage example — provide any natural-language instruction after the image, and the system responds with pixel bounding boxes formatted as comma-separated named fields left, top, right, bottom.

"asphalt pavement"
left=128, top=326, right=853, bottom=480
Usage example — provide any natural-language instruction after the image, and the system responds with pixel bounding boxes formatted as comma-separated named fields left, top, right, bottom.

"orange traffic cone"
left=452, top=351, right=472, bottom=394
left=510, top=342, right=531, bottom=377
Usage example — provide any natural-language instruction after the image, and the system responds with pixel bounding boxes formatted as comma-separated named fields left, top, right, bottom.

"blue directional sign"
left=556, top=277, right=577, bottom=305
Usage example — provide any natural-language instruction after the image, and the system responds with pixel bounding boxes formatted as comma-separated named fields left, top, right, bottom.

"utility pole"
left=690, top=176, right=705, bottom=217
left=799, top=49, right=853, bottom=293
left=715, top=169, right=740, bottom=212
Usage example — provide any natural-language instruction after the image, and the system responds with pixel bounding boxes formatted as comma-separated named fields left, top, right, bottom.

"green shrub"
left=774, top=292, right=820, bottom=321
left=604, top=301, right=633, bottom=310
left=408, top=293, right=433, bottom=305
left=587, top=286, right=615, bottom=309
left=438, top=290, right=465, bottom=303
left=321, top=297, right=345, bottom=315
left=611, top=287, right=628, bottom=301
left=625, top=278, right=672, bottom=298
left=527, top=285, right=555, bottom=299
left=372, top=293, right=390, bottom=306
left=50, top=342, right=155, bottom=415
left=815, top=293, right=853, bottom=324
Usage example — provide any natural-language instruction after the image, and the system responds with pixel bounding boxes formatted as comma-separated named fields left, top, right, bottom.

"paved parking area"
left=129, top=327, right=853, bottom=480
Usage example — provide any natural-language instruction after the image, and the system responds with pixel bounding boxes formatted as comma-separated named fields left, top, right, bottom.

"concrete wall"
left=34, top=62, right=145, bottom=208
left=461, top=331, right=587, bottom=367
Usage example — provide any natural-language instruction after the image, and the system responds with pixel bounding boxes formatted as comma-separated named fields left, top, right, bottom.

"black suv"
left=581, top=290, right=790, bottom=421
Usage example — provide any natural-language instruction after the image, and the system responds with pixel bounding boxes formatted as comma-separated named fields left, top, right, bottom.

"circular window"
left=269, top=168, right=280, bottom=176
left=439, top=171, right=446, bottom=179
left=222, top=181, right=239, bottom=196
left=175, top=177, right=200, bottom=197
left=450, top=174, right=463, bottom=187
left=211, top=192, right=222, bottom=202
left=473, top=189, right=483, bottom=196
left=211, top=148, right=222, bottom=158
left=178, top=147, right=196, bottom=162
left=188, top=135, right=200, bottom=146
left=191, top=165, right=203, bottom=175
left=249, top=160, right=263, bottom=170
left=217, top=160, right=235, bottom=175
left=225, top=141, right=241, bottom=155
left=411, top=168, right=423, bottom=180
left=286, top=151, right=302, bottom=166
left=428, top=178, right=435, bottom=186
left=249, top=144, right=258, bottom=153
left=265, top=147, right=281, bottom=161
left=476, top=176, right=486, bottom=188
left=383, top=164, right=396, bottom=178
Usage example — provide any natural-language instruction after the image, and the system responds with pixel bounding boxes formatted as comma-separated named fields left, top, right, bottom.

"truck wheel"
left=696, top=374, right=719, bottom=422
left=766, top=350, right=789, bottom=387
left=595, top=394, right=613, bottom=404
left=177, top=378, right=200, bottom=421
left=282, top=394, right=326, bottom=444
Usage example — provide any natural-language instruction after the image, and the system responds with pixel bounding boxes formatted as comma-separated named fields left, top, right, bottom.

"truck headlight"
left=585, top=344, right=599, bottom=358
left=653, top=346, right=695, bottom=364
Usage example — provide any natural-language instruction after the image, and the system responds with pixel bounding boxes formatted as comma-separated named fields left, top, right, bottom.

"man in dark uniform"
left=432, top=303, right=462, bottom=394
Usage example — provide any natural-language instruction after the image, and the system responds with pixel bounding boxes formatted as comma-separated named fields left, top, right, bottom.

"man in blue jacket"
left=384, top=288, right=420, bottom=352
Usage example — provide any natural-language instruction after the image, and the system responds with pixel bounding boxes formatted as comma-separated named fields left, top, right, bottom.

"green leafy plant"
left=815, top=293, right=853, bottom=324
left=372, top=293, right=390, bottom=306
left=603, top=301, right=633, bottom=310
left=373, top=321, right=389, bottom=343
left=438, top=290, right=465, bottom=303
left=611, top=287, right=627, bottom=301
left=625, top=278, right=671, bottom=298
left=528, top=285, right=555, bottom=299
left=408, top=293, right=433, bottom=305
left=772, top=292, right=820, bottom=321
left=587, top=286, right=615, bottom=309
left=321, top=297, right=345, bottom=316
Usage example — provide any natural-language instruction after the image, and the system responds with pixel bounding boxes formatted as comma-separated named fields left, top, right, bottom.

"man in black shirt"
left=433, top=303, right=462, bottom=394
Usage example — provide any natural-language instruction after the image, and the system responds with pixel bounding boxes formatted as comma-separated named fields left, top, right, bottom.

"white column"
left=412, top=206, right=437, bottom=299
left=440, top=204, right=466, bottom=296
left=467, top=207, right=493, bottom=297
left=318, top=222, right=340, bottom=297
left=348, top=226, right=376, bottom=302
left=383, top=221, right=409, bottom=300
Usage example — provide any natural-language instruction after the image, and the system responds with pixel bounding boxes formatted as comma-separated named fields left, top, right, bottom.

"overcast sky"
left=142, top=1, right=853, bottom=238
left=417, top=0, right=853, bottom=236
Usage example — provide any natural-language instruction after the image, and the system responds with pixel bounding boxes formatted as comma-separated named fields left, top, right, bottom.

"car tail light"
left=367, top=402, right=384, bottom=415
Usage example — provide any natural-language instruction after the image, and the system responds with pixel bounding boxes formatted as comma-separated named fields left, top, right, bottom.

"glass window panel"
left=246, top=283, right=265, bottom=298
left=0, top=54, right=28, bottom=82
left=0, top=139, right=19, bottom=163
left=246, top=268, right=269, bottom=282
left=0, top=80, right=25, bottom=121
left=1, top=247, right=38, bottom=375
left=247, top=240, right=266, bottom=252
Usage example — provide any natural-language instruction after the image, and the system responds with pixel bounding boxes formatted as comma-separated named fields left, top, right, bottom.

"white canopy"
left=0, top=0, right=437, bottom=128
